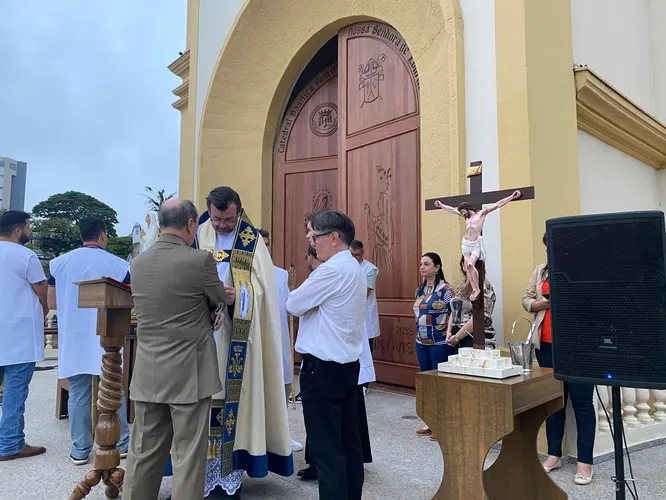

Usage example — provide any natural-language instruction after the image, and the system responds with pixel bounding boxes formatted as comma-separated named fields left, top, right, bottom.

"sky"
left=0, top=1, right=186, bottom=235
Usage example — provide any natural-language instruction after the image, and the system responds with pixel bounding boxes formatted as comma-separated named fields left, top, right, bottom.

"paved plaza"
left=1, top=364, right=665, bottom=500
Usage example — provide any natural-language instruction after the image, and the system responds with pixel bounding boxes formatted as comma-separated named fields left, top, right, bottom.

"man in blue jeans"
left=48, top=218, right=132, bottom=465
left=0, top=211, right=49, bottom=462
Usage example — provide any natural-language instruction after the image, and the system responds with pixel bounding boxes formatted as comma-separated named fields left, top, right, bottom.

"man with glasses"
left=287, top=210, right=367, bottom=500
left=183, top=187, right=293, bottom=498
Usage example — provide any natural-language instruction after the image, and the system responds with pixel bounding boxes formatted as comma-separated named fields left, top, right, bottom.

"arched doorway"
left=273, top=21, right=421, bottom=387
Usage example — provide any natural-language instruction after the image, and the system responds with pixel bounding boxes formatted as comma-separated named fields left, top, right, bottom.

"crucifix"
left=425, top=161, right=535, bottom=349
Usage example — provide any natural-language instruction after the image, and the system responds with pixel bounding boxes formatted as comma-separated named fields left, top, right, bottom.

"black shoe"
left=288, top=393, right=302, bottom=404
left=208, top=485, right=241, bottom=498
left=297, top=465, right=318, bottom=480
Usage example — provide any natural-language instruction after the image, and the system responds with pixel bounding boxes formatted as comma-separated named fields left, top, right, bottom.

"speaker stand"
left=611, top=386, right=625, bottom=500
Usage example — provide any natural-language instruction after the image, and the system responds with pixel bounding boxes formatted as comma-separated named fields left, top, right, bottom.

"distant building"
left=0, top=157, right=27, bottom=211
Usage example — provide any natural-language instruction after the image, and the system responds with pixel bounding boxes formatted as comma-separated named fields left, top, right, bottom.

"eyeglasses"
left=210, top=214, right=239, bottom=225
left=310, top=231, right=334, bottom=242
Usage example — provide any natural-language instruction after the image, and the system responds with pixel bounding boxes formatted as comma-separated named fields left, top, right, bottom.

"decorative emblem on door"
left=304, top=189, right=332, bottom=233
left=359, top=54, right=386, bottom=108
left=365, top=165, right=395, bottom=269
left=310, top=103, right=338, bottom=137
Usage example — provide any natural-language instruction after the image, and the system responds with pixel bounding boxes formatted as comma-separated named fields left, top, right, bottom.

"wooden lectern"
left=416, top=366, right=567, bottom=500
left=69, top=278, right=133, bottom=500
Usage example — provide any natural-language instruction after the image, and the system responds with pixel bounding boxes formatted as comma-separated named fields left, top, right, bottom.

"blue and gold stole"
left=208, top=210, right=259, bottom=477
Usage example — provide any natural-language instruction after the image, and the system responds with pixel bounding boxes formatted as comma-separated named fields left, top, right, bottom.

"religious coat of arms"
left=310, top=103, right=338, bottom=137
left=358, top=54, right=386, bottom=107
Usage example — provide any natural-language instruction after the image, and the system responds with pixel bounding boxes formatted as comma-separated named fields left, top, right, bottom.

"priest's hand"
left=225, top=285, right=236, bottom=305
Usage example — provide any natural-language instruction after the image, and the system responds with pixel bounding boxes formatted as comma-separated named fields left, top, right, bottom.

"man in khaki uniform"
left=123, top=198, right=232, bottom=500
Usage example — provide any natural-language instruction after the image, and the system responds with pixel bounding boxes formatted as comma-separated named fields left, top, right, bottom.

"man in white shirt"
left=350, top=240, right=380, bottom=390
left=258, top=228, right=303, bottom=453
left=287, top=210, right=367, bottom=500
left=0, top=211, right=48, bottom=462
left=48, top=218, right=131, bottom=465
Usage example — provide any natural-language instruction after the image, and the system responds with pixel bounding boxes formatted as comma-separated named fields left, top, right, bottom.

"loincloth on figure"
left=461, top=236, right=487, bottom=261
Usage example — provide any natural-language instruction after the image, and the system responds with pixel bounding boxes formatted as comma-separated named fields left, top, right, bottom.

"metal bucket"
left=509, top=318, right=536, bottom=372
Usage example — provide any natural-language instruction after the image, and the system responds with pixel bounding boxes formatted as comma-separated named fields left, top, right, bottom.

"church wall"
left=578, top=130, right=661, bottom=215
left=194, top=0, right=245, bottom=201
left=458, top=0, right=504, bottom=342
left=571, top=0, right=655, bottom=114
left=650, top=0, right=666, bottom=123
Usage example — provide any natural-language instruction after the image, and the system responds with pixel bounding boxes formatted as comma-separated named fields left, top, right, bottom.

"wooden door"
left=339, top=22, right=421, bottom=386
left=273, top=65, right=339, bottom=284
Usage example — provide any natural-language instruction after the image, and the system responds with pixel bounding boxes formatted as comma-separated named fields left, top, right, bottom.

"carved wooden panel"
left=340, top=22, right=421, bottom=387
left=284, top=66, right=338, bottom=161
left=273, top=66, right=338, bottom=270
left=342, top=23, right=418, bottom=137
left=346, top=131, right=419, bottom=299
left=273, top=22, right=421, bottom=387
left=284, top=167, right=337, bottom=287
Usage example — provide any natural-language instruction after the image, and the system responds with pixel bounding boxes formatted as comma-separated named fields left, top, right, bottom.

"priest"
left=165, top=187, right=293, bottom=498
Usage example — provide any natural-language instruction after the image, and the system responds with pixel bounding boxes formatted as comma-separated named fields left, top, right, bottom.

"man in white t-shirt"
left=48, top=218, right=131, bottom=466
left=0, top=211, right=48, bottom=462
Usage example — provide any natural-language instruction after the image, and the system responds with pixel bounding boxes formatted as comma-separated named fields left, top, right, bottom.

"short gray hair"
left=158, top=200, right=198, bottom=230
left=309, top=210, right=355, bottom=246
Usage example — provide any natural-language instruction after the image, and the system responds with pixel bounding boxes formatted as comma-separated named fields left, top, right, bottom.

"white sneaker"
left=363, top=387, right=368, bottom=396
left=70, top=455, right=89, bottom=466
left=290, top=440, right=304, bottom=452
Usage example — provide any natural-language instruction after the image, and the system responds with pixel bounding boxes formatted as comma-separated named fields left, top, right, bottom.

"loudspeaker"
left=546, top=211, right=666, bottom=389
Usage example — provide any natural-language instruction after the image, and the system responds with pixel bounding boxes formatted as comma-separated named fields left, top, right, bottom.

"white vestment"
left=196, top=218, right=293, bottom=496
left=358, top=260, right=380, bottom=385
left=274, top=266, right=293, bottom=385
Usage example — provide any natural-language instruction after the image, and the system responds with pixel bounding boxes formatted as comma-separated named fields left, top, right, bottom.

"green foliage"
left=106, top=235, right=133, bottom=259
left=143, top=186, right=175, bottom=212
left=29, top=218, right=80, bottom=258
left=32, top=191, right=119, bottom=236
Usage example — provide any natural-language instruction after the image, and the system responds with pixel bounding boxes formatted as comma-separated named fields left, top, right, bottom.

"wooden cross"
left=424, top=161, right=535, bottom=349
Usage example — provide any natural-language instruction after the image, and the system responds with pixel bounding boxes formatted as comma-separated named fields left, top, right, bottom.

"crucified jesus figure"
left=435, top=190, right=521, bottom=301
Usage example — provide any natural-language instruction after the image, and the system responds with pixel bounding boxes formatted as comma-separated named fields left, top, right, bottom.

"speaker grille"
left=548, top=213, right=666, bottom=388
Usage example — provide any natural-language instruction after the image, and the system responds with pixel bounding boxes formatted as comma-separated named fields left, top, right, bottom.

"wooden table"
left=53, top=324, right=138, bottom=424
left=416, top=366, right=567, bottom=500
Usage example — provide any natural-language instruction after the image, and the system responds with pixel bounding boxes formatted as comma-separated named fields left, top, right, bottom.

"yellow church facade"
left=169, top=0, right=666, bottom=390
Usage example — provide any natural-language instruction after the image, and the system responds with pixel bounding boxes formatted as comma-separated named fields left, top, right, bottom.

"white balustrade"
left=635, top=389, right=653, bottom=425
left=621, top=387, right=640, bottom=428
left=653, top=390, right=666, bottom=423
left=588, top=385, right=666, bottom=459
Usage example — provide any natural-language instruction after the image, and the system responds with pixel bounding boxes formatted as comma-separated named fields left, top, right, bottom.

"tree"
left=106, top=235, right=133, bottom=260
left=29, top=218, right=80, bottom=258
left=143, top=186, right=175, bottom=212
left=32, top=191, right=119, bottom=236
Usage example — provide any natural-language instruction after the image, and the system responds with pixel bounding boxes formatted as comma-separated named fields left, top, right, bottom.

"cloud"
left=0, top=0, right=186, bottom=234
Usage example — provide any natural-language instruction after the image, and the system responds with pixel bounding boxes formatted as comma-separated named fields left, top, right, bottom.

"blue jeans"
left=415, top=342, right=456, bottom=372
left=536, top=342, right=595, bottom=464
left=0, top=362, right=36, bottom=456
left=68, top=374, right=130, bottom=460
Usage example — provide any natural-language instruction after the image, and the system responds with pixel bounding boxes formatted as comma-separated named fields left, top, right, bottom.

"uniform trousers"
left=123, top=397, right=211, bottom=500
left=301, top=354, right=363, bottom=500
